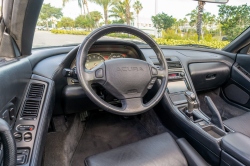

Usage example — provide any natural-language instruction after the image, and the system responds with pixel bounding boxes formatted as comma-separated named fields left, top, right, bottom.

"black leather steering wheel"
left=76, top=24, right=168, bottom=115
left=0, top=118, right=16, bottom=166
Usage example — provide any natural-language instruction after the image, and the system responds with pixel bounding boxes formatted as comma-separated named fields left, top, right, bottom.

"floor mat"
left=71, top=110, right=167, bottom=166
left=197, top=89, right=246, bottom=120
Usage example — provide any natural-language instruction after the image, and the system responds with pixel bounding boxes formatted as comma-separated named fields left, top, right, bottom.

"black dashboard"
left=31, top=40, right=235, bottom=115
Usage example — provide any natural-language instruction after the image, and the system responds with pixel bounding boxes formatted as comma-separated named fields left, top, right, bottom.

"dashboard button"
left=151, top=68, right=158, bottom=75
left=17, top=154, right=26, bottom=165
left=95, top=69, right=103, bottom=78
left=147, top=84, right=153, bottom=89
left=24, top=133, right=32, bottom=142
left=150, top=77, right=157, bottom=84
left=14, top=133, right=22, bottom=142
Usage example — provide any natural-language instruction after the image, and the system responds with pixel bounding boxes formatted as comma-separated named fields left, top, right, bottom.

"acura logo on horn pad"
left=117, top=67, right=144, bottom=71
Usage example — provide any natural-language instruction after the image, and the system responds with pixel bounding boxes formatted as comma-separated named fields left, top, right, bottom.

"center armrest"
left=221, top=132, right=250, bottom=165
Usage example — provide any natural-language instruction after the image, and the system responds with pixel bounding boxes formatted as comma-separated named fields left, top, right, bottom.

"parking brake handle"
left=204, top=96, right=225, bottom=131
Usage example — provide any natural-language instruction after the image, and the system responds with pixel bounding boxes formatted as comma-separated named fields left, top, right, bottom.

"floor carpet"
left=197, top=89, right=246, bottom=120
left=71, top=110, right=167, bottom=166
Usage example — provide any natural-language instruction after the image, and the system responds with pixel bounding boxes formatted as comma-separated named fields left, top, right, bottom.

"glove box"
left=189, top=62, right=230, bottom=91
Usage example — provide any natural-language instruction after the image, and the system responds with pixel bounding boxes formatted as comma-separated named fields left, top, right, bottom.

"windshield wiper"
left=177, top=44, right=216, bottom=49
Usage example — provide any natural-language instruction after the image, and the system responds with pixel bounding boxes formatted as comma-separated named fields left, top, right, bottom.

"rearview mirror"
left=195, top=0, right=229, bottom=3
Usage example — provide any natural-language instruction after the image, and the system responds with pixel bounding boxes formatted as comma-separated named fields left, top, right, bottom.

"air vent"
left=27, top=84, right=45, bottom=99
left=21, top=83, right=45, bottom=120
left=168, top=62, right=182, bottom=69
left=21, top=100, right=40, bottom=118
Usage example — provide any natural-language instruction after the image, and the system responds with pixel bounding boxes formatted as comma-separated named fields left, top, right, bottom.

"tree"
left=112, top=19, right=125, bottom=24
left=57, top=17, right=75, bottom=29
left=133, top=1, right=143, bottom=28
left=75, top=15, right=95, bottom=30
left=109, top=1, right=126, bottom=23
left=108, top=1, right=133, bottom=24
left=124, top=0, right=131, bottom=25
left=39, top=3, right=63, bottom=31
left=186, top=7, right=217, bottom=35
left=151, top=12, right=175, bottom=35
left=91, top=11, right=103, bottom=27
left=89, top=0, right=119, bottom=25
left=218, top=4, right=250, bottom=41
left=186, top=7, right=198, bottom=31
left=83, top=0, right=91, bottom=19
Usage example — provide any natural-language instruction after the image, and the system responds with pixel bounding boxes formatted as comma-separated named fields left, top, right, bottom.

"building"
left=133, top=16, right=155, bottom=35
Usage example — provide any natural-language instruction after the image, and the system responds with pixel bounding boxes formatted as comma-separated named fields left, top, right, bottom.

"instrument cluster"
left=85, top=53, right=127, bottom=70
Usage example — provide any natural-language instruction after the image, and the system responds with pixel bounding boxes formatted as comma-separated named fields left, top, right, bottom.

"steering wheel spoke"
left=121, top=98, right=146, bottom=113
left=84, top=62, right=106, bottom=85
left=150, top=66, right=167, bottom=79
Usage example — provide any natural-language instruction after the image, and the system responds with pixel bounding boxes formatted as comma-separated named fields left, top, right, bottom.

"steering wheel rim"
left=76, top=24, right=168, bottom=115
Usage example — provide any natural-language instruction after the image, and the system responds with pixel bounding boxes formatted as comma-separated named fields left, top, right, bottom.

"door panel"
left=0, top=58, right=32, bottom=126
left=223, top=54, right=250, bottom=109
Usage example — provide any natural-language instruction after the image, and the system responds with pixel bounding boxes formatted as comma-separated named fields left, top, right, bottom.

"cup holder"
left=202, top=125, right=226, bottom=139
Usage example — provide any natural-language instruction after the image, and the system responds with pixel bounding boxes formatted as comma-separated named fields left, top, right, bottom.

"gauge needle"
left=89, top=63, right=98, bottom=70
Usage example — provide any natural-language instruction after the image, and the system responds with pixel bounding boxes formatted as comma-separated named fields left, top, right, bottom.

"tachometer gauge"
left=85, top=54, right=105, bottom=70
left=109, top=53, right=126, bottom=60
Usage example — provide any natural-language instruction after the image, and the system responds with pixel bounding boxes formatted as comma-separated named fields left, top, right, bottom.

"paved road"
left=33, top=31, right=101, bottom=48
left=33, top=31, right=143, bottom=48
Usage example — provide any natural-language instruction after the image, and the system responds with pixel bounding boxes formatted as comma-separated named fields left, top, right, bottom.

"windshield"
left=33, top=0, right=250, bottom=50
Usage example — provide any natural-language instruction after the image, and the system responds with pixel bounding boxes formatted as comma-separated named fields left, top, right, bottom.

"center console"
left=150, top=56, right=233, bottom=165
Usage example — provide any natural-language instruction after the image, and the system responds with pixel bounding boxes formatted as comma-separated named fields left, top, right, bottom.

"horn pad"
left=103, top=58, right=151, bottom=99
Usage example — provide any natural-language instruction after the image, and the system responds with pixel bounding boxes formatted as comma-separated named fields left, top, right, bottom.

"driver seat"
left=85, top=133, right=208, bottom=166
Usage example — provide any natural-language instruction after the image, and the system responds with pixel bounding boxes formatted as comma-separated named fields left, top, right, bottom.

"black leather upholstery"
left=224, top=112, right=250, bottom=137
left=176, top=138, right=208, bottom=166
left=221, top=132, right=250, bottom=166
left=85, top=133, right=208, bottom=166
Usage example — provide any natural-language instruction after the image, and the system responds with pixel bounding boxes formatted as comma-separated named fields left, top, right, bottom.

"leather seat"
left=224, top=112, right=250, bottom=138
left=85, top=133, right=208, bottom=166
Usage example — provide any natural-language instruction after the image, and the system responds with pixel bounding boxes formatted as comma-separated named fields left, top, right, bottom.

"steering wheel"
left=76, top=25, right=168, bottom=115
left=0, top=118, right=16, bottom=166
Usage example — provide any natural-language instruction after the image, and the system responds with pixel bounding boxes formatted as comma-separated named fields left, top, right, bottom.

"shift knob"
left=185, top=91, right=196, bottom=114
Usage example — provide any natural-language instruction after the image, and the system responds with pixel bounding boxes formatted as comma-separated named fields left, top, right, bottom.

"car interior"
left=1, top=0, right=250, bottom=166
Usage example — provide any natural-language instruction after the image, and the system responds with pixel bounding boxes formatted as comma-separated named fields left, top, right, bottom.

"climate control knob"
left=180, top=72, right=185, bottom=77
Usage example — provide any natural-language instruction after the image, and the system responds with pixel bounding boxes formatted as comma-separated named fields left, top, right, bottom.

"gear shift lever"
left=185, top=91, right=196, bottom=116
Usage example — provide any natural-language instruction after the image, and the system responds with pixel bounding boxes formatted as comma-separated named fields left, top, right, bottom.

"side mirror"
left=194, top=0, right=229, bottom=3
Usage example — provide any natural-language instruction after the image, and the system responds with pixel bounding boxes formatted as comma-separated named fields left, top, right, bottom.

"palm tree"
left=82, top=1, right=87, bottom=19
left=78, top=0, right=83, bottom=16
left=89, top=0, right=119, bottom=25
left=133, top=1, right=143, bottom=28
left=124, top=0, right=131, bottom=25
left=84, top=0, right=91, bottom=19
left=91, top=11, right=103, bottom=27
left=109, top=1, right=126, bottom=23
left=62, top=0, right=69, bottom=6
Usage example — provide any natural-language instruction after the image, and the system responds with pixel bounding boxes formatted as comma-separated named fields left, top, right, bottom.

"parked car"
left=41, top=26, right=53, bottom=31
left=58, top=27, right=65, bottom=30
left=222, top=37, right=228, bottom=41
left=75, top=27, right=86, bottom=31
left=37, top=26, right=45, bottom=30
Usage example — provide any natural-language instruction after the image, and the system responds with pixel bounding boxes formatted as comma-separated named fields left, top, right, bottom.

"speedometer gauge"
left=85, top=54, right=105, bottom=70
left=109, top=53, right=126, bottom=60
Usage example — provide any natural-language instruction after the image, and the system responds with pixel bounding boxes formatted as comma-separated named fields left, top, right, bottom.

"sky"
left=44, top=0, right=249, bottom=22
